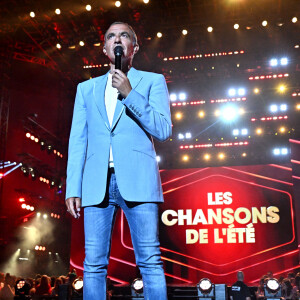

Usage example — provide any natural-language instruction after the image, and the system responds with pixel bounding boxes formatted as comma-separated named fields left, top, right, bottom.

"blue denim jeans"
left=83, top=173, right=167, bottom=300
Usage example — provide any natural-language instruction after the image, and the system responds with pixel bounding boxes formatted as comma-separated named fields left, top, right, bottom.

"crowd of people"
left=255, top=271, right=300, bottom=300
left=1, top=269, right=300, bottom=299
left=0, top=269, right=81, bottom=299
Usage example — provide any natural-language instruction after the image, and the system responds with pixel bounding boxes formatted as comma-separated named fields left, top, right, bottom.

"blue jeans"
left=83, top=173, right=167, bottom=300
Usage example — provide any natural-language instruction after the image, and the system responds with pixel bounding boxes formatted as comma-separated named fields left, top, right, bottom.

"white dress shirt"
left=105, top=73, right=118, bottom=167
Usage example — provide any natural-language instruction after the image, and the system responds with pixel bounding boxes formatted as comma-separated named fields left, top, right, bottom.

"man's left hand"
left=112, top=69, right=132, bottom=98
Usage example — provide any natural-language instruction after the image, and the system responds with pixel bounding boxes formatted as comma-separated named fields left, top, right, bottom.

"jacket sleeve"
left=122, top=74, right=172, bottom=142
left=65, top=83, right=87, bottom=200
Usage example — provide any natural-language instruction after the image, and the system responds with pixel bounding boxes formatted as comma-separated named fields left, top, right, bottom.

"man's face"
left=103, top=23, right=139, bottom=64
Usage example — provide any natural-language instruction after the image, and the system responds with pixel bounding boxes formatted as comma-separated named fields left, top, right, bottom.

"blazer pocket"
left=132, top=149, right=156, bottom=159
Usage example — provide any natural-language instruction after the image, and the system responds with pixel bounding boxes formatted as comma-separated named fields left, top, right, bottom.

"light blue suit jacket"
left=66, top=67, right=172, bottom=206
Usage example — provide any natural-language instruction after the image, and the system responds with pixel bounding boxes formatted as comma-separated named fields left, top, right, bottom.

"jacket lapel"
left=110, top=68, right=143, bottom=131
left=93, top=73, right=110, bottom=130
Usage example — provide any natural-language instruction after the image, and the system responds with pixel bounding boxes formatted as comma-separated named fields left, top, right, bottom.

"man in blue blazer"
left=65, top=22, right=172, bottom=300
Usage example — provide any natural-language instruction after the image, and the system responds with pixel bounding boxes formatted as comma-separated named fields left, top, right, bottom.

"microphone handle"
left=115, top=54, right=122, bottom=70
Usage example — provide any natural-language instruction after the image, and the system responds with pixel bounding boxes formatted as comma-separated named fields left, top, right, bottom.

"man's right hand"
left=65, top=197, right=81, bottom=219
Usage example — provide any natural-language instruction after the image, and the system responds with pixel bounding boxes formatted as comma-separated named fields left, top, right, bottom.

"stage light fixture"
left=43, top=214, right=48, bottom=219
left=182, top=29, right=188, bottom=35
left=170, top=93, right=177, bottom=101
left=232, top=129, right=239, bottom=136
left=214, top=109, right=221, bottom=117
left=234, top=23, right=239, bottom=29
left=278, top=85, right=286, bottom=93
left=198, top=110, right=205, bottom=118
left=79, top=41, right=85, bottom=46
left=241, top=128, right=248, bottom=135
left=279, top=126, right=286, bottom=133
left=197, top=278, right=214, bottom=298
left=270, top=58, right=278, bottom=66
left=238, top=88, right=246, bottom=96
left=296, top=104, right=300, bottom=110
left=218, top=153, right=225, bottom=160
left=221, top=104, right=238, bottom=121
left=55, top=8, right=61, bottom=15
left=185, top=132, right=192, bottom=139
left=254, top=88, right=260, bottom=94
left=29, top=11, right=35, bottom=18
left=228, top=88, right=236, bottom=97
left=115, top=1, right=121, bottom=7
left=175, top=112, right=183, bottom=120
left=292, top=17, right=297, bottom=23
left=73, top=278, right=83, bottom=293
left=178, top=133, right=184, bottom=140
left=131, top=278, right=143, bottom=297
left=86, top=4, right=92, bottom=11
left=207, top=26, right=213, bottom=32
left=256, top=128, right=262, bottom=135
left=182, top=155, right=189, bottom=161
left=157, top=32, right=162, bottom=38
left=56, top=43, right=61, bottom=49
left=270, top=104, right=278, bottom=112
left=178, top=92, right=187, bottom=101
left=262, top=20, right=268, bottom=27
left=204, top=154, right=210, bottom=161
left=37, top=212, right=41, bottom=217
left=264, top=278, right=281, bottom=298
left=280, top=104, right=287, bottom=111
left=242, top=152, right=247, bottom=157
left=280, top=57, right=288, bottom=65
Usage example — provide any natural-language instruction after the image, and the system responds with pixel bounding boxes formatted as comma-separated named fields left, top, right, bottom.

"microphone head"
left=114, top=46, right=124, bottom=56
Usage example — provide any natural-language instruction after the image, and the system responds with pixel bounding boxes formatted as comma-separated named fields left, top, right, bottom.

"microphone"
left=114, top=46, right=123, bottom=70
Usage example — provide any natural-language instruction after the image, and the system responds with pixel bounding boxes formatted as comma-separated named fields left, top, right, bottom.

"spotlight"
left=270, top=58, right=278, bottom=66
left=115, top=1, right=121, bottom=7
left=178, top=92, right=187, bottom=101
left=182, top=29, right=188, bottom=35
left=241, top=128, right=248, bottom=135
left=207, top=26, right=213, bottom=32
left=55, top=8, right=61, bottom=15
left=280, top=57, right=288, bottom=65
left=221, top=104, right=238, bottom=121
left=278, top=85, right=286, bottom=93
left=182, top=155, right=189, bottom=161
left=79, top=41, right=85, bottom=46
left=86, top=4, right=92, bottom=11
left=254, top=88, right=260, bottom=94
left=279, top=126, right=286, bottom=133
left=131, top=278, right=143, bottom=297
left=43, top=214, right=48, bottom=219
left=232, top=129, right=239, bottom=136
left=198, top=110, right=205, bottom=118
left=197, top=278, right=214, bottom=298
left=73, top=278, right=83, bottom=293
left=37, top=212, right=41, bottom=217
left=238, top=88, right=246, bottom=96
left=218, top=153, right=225, bottom=160
left=185, top=132, right=192, bottom=139
left=234, top=23, right=239, bottom=29
left=170, top=93, right=177, bottom=101
left=228, top=88, right=236, bottom=97
left=204, top=154, right=210, bottom=161
left=264, top=278, right=281, bottom=298
left=157, top=32, right=162, bottom=38
left=262, top=20, right=268, bottom=27
left=292, top=17, right=297, bottom=23
left=178, top=133, right=184, bottom=140
left=29, top=11, right=35, bottom=18
left=270, top=104, right=278, bottom=112
left=175, top=112, right=182, bottom=120
left=56, top=43, right=61, bottom=49
left=256, top=128, right=263, bottom=135
left=143, top=0, right=149, bottom=3
left=242, top=152, right=247, bottom=157
left=280, top=104, right=287, bottom=111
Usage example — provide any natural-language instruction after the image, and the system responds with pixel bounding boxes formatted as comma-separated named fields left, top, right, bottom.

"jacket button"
left=111, top=132, right=115, bottom=137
